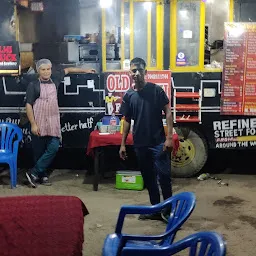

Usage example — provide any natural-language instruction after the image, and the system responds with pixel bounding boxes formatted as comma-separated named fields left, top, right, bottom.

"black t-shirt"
left=25, top=69, right=65, bottom=105
left=120, top=82, right=169, bottom=147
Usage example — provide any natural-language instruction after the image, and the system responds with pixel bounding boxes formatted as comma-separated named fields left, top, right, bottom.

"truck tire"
left=171, top=128, right=208, bottom=178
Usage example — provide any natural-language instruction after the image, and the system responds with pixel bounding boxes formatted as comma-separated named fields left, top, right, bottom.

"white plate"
left=99, top=133, right=110, bottom=135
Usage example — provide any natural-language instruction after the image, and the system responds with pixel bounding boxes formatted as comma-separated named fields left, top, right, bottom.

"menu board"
left=221, top=23, right=256, bottom=115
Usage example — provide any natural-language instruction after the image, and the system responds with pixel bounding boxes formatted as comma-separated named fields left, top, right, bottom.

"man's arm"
left=26, top=103, right=36, bottom=126
left=119, top=92, right=131, bottom=159
left=120, top=117, right=131, bottom=160
left=25, top=83, right=40, bottom=136
left=163, top=104, right=173, bottom=152
left=64, top=67, right=96, bottom=75
left=158, top=86, right=172, bottom=141
left=163, top=104, right=173, bottom=140
left=121, top=117, right=131, bottom=146
left=26, top=103, right=40, bottom=136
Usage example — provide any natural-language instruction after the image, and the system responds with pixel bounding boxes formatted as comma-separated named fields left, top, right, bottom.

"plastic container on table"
left=109, top=114, right=117, bottom=134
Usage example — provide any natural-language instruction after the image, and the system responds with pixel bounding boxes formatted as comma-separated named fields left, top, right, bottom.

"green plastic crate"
left=116, top=171, right=144, bottom=191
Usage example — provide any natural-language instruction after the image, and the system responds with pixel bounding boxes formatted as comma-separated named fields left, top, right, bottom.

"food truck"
left=0, top=0, right=255, bottom=177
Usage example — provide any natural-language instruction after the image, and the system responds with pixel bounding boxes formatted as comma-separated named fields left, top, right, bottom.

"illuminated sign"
left=0, top=41, right=20, bottom=75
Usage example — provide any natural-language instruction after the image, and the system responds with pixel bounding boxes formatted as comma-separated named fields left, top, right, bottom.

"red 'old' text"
left=106, top=74, right=131, bottom=92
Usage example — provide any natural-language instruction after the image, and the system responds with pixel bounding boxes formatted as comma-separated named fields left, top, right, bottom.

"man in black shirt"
left=119, top=57, right=173, bottom=222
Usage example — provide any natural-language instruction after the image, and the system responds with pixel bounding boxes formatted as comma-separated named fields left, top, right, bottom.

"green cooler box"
left=116, top=171, right=144, bottom=191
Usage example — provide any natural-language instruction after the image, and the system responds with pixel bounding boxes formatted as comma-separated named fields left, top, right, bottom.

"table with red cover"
left=87, top=131, right=179, bottom=191
left=87, top=131, right=134, bottom=157
left=0, top=196, right=89, bottom=256
left=86, top=131, right=133, bottom=191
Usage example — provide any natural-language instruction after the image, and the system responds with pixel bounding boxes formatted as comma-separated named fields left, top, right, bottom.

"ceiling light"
left=144, top=2, right=152, bottom=11
left=100, top=0, right=112, bottom=8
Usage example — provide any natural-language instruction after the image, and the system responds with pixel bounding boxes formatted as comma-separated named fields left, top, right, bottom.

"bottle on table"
left=109, top=113, right=117, bottom=134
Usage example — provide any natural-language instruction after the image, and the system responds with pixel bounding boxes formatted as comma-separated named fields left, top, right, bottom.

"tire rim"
left=171, top=139, right=196, bottom=167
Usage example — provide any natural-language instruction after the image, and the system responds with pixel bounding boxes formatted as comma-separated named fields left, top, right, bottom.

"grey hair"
left=36, top=59, right=52, bottom=71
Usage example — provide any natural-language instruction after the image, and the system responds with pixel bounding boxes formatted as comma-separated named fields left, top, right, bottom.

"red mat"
left=0, top=196, right=89, bottom=256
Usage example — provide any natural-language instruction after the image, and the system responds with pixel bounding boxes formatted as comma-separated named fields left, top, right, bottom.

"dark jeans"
left=31, top=135, right=60, bottom=177
left=134, top=143, right=172, bottom=205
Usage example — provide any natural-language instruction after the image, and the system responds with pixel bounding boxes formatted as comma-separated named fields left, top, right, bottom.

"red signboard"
left=221, top=23, right=256, bottom=115
left=105, top=70, right=172, bottom=115
left=0, top=41, right=20, bottom=75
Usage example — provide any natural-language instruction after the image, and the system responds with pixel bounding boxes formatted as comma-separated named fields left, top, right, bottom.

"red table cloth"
left=0, top=196, right=89, bottom=256
left=87, top=131, right=134, bottom=156
left=87, top=130, right=179, bottom=157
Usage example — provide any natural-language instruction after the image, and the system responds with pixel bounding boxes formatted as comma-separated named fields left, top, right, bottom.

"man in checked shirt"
left=25, top=59, right=95, bottom=187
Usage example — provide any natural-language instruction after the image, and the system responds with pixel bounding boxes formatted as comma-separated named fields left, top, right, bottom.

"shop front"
left=1, top=0, right=256, bottom=177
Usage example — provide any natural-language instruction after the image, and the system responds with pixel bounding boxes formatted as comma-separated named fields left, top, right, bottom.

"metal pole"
left=98, top=7, right=103, bottom=73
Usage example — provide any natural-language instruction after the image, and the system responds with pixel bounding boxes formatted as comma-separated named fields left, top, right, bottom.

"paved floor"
left=0, top=169, right=255, bottom=256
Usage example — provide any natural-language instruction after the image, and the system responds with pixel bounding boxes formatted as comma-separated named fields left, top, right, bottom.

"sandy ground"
left=0, top=169, right=255, bottom=256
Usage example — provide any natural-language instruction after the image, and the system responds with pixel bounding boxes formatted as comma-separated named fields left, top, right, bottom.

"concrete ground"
left=0, top=169, right=255, bottom=256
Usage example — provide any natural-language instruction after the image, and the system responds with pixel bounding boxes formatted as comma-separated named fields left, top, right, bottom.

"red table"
left=87, top=131, right=133, bottom=191
left=0, top=196, right=89, bottom=256
left=87, top=131, right=179, bottom=191
left=87, top=131, right=133, bottom=157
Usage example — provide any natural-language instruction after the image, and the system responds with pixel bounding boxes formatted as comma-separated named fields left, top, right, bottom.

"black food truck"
left=0, top=0, right=256, bottom=177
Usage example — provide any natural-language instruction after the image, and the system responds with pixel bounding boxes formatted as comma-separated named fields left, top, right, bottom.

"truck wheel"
left=171, top=128, right=208, bottom=178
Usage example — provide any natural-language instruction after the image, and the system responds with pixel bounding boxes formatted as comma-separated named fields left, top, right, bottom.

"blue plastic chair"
left=0, top=123, right=23, bottom=188
left=113, top=231, right=226, bottom=256
left=102, top=192, right=196, bottom=256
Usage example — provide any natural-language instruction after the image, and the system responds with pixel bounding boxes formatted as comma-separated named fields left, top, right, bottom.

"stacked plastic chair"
left=0, top=123, right=23, bottom=188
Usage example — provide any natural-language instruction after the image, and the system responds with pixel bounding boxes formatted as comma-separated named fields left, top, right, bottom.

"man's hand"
left=31, top=123, right=40, bottom=136
left=64, top=68, right=97, bottom=75
left=119, top=145, right=127, bottom=160
left=86, top=69, right=96, bottom=73
left=163, top=138, right=173, bottom=152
